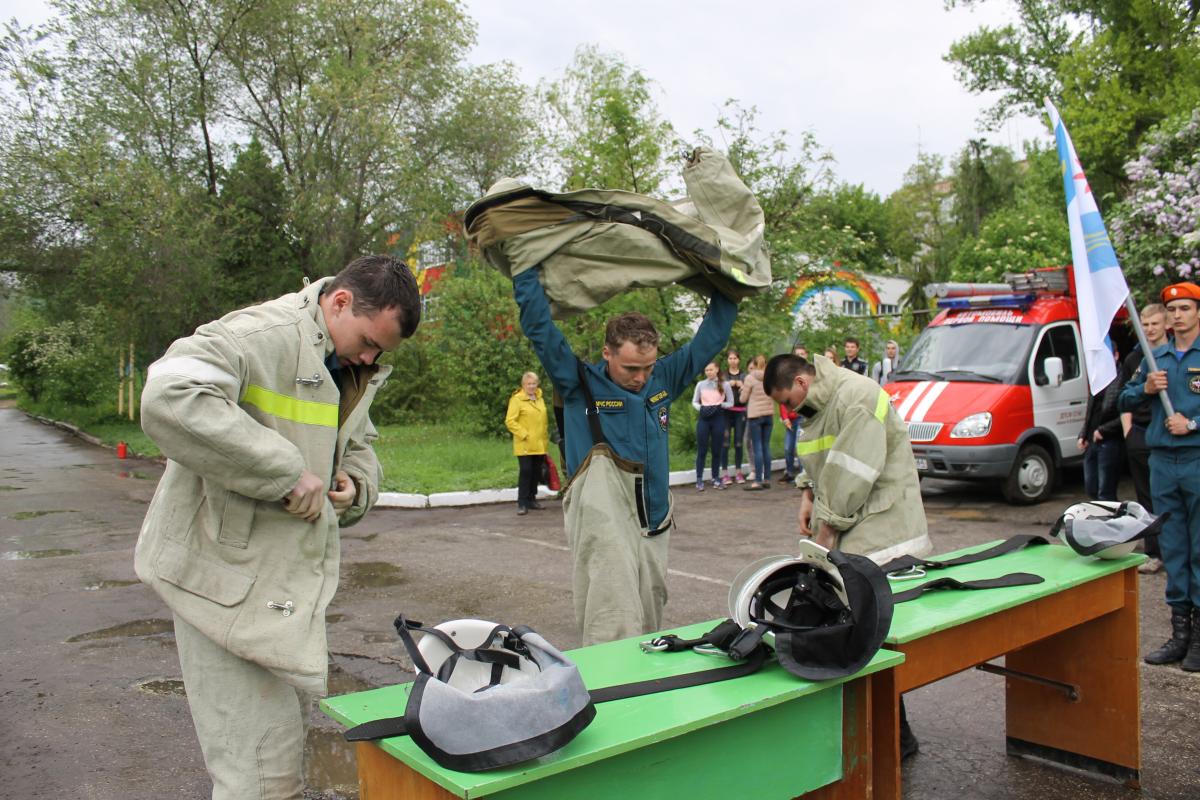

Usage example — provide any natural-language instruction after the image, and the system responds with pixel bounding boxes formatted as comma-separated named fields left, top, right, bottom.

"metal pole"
left=1124, top=294, right=1175, bottom=416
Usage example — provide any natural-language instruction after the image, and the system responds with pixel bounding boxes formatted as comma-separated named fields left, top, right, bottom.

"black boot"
left=1182, top=610, right=1200, bottom=672
left=1144, top=607, right=1191, bottom=665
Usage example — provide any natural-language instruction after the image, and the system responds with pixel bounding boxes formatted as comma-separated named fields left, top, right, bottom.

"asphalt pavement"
left=1, top=405, right=1197, bottom=799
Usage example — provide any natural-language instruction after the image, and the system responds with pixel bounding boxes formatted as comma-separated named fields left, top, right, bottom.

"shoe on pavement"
left=744, top=482, right=765, bottom=491
left=1144, top=608, right=1191, bottom=665
left=712, top=479, right=724, bottom=490
left=735, top=472, right=746, bottom=484
left=778, top=474, right=795, bottom=484
left=1138, top=557, right=1163, bottom=574
left=696, top=480, right=705, bottom=492
left=721, top=475, right=733, bottom=487
left=528, top=500, right=544, bottom=510
left=516, top=507, right=528, bottom=516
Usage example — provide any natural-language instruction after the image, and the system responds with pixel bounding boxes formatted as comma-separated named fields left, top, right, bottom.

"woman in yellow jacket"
left=505, top=371, right=549, bottom=515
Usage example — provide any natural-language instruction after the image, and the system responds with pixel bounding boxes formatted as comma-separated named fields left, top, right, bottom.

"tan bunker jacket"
left=796, top=356, right=931, bottom=563
left=134, top=279, right=389, bottom=694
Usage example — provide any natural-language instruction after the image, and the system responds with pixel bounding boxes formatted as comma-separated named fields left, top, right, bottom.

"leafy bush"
left=1110, top=109, right=1200, bottom=301
left=2, top=306, right=120, bottom=407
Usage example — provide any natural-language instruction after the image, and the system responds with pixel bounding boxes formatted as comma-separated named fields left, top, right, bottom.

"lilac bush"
left=1110, top=109, right=1200, bottom=300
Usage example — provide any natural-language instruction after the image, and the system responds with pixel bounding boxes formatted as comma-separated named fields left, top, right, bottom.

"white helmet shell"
left=415, top=618, right=540, bottom=692
left=728, top=539, right=849, bottom=629
left=1056, top=501, right=1141, bottom=559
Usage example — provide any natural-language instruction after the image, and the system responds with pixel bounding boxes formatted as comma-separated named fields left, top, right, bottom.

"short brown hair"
left=327, top=254, right=422, bottom=338
left=605, top=312, right=660, bottom=350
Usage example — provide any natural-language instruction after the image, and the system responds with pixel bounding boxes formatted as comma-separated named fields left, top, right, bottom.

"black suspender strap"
left=879, top=534, right=1054, bottom=578
left=589, top=639, right=768, bottom=703
left=889, top=572, right=1045, bottom=604
left=575, top=358, right=607, bottom=446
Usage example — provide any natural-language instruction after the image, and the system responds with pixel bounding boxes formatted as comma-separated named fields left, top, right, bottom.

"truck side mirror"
left=1043, top=356, right=1064, bottom=387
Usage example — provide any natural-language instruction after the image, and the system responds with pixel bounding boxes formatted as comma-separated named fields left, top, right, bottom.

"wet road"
left=1, top=406, right=1197, bottom=799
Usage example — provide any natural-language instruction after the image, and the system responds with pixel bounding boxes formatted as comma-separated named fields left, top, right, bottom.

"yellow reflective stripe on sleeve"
left=242, top=385, right=337, bottom=428
left=796, top=435, right=836, bottom=456
left=875, top=389, right=890, bottom=422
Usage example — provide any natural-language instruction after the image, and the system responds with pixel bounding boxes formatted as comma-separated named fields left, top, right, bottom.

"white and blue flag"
left=1045, top=98, right=1129, bottom=395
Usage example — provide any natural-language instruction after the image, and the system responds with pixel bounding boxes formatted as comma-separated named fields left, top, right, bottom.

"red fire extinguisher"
left=543, top=454, right=561, bottom=492
left=116, top=441, right=128, bottom=459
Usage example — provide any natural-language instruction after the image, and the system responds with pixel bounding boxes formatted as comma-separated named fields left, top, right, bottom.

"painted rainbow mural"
left=786, top=268, right=882, bottom=317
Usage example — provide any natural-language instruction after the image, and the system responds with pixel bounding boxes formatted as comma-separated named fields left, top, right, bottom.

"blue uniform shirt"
left=1118, top=338, right=1200, bottom=450
left=513, top=269, right=737, bottom=529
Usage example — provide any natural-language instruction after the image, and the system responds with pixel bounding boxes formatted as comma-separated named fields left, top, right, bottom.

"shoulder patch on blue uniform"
left=648, top=390, right=669, bottom=405
left=1190, top=375, right=1200, bottom=394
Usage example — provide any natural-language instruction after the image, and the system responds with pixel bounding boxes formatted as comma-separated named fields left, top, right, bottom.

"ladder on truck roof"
left=925, top=267, right=1071, bottom=300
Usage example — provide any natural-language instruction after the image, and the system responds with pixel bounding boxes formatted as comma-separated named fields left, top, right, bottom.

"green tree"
left=949, top=144, right=1070, bottom=282
left=945, top=0, right=1200, bottom=198
left=542, top=45, right=677, bottom=195
left=885, top=152, right=958, bottom=323
left=216, top=137, right=302, bottom=308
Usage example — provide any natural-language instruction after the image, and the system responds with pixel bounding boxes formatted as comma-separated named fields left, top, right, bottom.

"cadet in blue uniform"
left=1118, top=281, right=1200, bottom=670
left=513, top=268, right=737, bottom=644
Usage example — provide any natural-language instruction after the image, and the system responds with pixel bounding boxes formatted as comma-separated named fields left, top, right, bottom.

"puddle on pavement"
left=135, top=677, right=187, bottom=696
left=0, top=485, right=23, bottom=491
left=340, top=561, right=406, bottom=590
left=362, top=632, right=396, bottom=644
left=66, top=618, right=174, bottom=642
left=327, top=662, right=374, bottom=696
left=2, top=548, right=81, bottom=559
left=325, top=613, right=347, bottom=624
left=11, top=509, right=72, bottom=520
left=84, top=579, right=140, bottom=591
left=305, top=726, right=358, bottom=797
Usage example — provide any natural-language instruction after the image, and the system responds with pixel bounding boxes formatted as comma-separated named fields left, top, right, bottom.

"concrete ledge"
left=377, top=485, right=558, bottom=509
left=375, top=461, right=795, bottom=508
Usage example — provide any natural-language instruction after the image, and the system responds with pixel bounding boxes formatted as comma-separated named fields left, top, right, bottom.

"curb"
left=374, top=458, right=792, bottom=509
left=23, top=410, right=795, bottom=511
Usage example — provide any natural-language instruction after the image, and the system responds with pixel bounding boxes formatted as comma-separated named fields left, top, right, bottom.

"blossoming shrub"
left=1110, top=109, right=1200, bottom=299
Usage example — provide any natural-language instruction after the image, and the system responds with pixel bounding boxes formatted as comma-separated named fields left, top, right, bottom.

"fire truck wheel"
left=1003, top=443, right=1055, bottom=505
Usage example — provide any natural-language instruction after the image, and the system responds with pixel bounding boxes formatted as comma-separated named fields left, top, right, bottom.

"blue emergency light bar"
left=935, top=293, right=1036, bottom=310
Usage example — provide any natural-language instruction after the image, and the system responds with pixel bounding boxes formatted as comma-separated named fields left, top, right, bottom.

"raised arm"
left=512, top=269, right=580, bottom=393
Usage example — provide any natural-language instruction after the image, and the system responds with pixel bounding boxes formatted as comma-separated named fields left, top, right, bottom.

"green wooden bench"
left=321, top=619, right=904, bottom=799
left=870, top=540, right=1145, bottom=797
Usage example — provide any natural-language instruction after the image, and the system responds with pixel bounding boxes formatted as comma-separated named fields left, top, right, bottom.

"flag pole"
left=1122, top=293, right=1175, bottom=416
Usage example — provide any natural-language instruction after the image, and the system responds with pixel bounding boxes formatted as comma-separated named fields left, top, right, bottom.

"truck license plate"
left=914, top=457, right=928, bottom=471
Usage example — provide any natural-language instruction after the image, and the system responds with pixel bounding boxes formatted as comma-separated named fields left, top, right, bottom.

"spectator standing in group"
left=872, top=339, right=901, bottom=385
left=1121, top=303, right=1168, bottom=573
left=740, top=354, right=774, bottom=490
left=692, top=362, right=734, bottom=491
left=1077, top=351, right=1124, bottom=501
left=841, top=337, right=868, bottom=376
left=721, top=350, right=749, bottom=485
left=505, top=371, right=549, bottom=515
left=1118, top=282, right=1200, bottom=671
left=824, top=346, right=839, bottom=362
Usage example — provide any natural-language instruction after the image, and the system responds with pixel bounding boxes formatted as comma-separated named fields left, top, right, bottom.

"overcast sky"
left=8, top=0, right=1048, bottom=197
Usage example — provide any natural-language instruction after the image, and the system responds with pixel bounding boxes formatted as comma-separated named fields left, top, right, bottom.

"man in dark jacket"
left=1077, top=350, right=1124, bottom=501
left=1120, top=303, right=1168, bottom=572
left=841, top=337, right=868, bottom=376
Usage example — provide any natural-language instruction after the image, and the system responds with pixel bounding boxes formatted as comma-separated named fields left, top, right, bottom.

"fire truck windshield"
left=894, top=323, right=1036, bottom=383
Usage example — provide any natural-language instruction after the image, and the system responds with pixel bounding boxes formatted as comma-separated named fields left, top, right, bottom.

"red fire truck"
left=885, top=267, right=1124, bottom=504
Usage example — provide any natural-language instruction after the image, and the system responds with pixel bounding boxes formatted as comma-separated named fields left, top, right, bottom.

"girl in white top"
left=692, top=362, right=734, bottom=490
